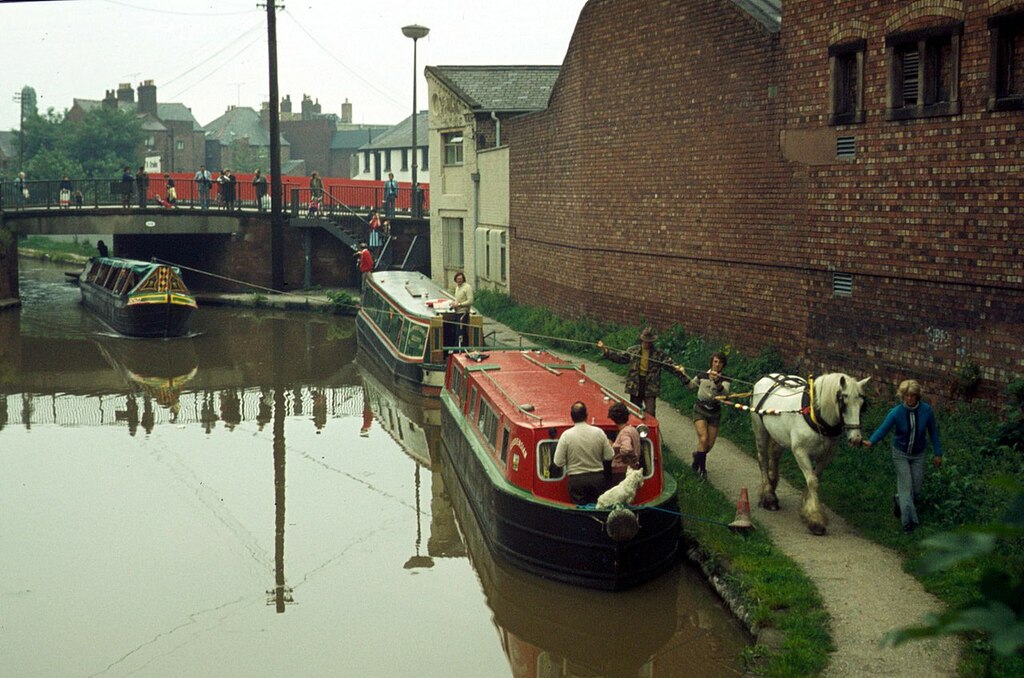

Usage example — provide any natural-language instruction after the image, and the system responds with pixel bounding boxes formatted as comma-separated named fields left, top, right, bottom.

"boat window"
left=449, top=366, right=464, bottom=404
left=537, top=440, right=563, bottom=481
left=499, top=426, right=510, bottom=465
left=469, top=386, right=478, bottom=419
left=100, top=265, right=117, bottom=288
left=110, top=268, right=128, bottom=291
left=477, top=401, right=499, bottom=449
left=117, top=272, right=136, bottom=294
left=641, top=439, right=655, bottom=478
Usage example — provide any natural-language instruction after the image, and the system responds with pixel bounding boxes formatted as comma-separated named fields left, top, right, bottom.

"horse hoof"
left=760, top=499, right=780, bottom=511
left=809, top=525, right=827, bottom=536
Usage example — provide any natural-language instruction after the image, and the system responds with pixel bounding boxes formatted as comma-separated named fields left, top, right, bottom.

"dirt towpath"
left=484, top=321, right=959, bottom=677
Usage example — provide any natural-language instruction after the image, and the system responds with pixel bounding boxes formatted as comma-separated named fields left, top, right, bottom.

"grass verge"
left=475, top=289, right=1023, bottom=677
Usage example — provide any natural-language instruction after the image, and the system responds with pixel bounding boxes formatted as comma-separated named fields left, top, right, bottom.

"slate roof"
left=426, top=65, right=561, bottom=113
left=72, top=98, right=203, bottom=131
left=731, top=0, right=782, bottom=32
left=359, top=112, right=428, bottom=150
left=203, top=106, right=289, bottom=147
left=332, top=127, right=389, bottom=150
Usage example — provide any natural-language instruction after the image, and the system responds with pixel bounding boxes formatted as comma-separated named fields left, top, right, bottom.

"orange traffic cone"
left=728, top=486, right=754, bottom=533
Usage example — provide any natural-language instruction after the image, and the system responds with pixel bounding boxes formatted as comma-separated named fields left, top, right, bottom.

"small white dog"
left=597, top=467, right=644, bottom=509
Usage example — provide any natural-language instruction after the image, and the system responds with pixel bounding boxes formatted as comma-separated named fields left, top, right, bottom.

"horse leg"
left=753, top=416, right=780, bottom=511
left=791, top=444, right=828, bottom=535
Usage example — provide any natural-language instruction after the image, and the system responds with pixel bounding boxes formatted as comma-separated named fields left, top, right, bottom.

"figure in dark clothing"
left=121, top=167, right=134, bottom=208
left=96, top=240, right=109, bottom=257
left=135, top=167, right=148, bottom=208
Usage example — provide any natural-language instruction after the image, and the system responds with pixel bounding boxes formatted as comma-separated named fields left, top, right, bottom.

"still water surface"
left=1, top=260, right=749, bottom=677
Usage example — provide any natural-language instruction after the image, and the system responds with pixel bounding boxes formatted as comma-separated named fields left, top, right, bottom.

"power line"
left=158, top=19, right=266, bottom=89
left=281, top=9, right=408, bottom=113
left=100, top=0, right=256, bottom=17
left=166, top=33, right=266, bottom=103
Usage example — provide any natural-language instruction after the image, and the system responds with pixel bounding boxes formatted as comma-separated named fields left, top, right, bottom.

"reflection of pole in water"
left=403, top=463, right=434, bottom=570
left=267, top=387, right=294, bottom=612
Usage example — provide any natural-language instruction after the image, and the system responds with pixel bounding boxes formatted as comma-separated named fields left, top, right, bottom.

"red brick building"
left=509, top=0, right=1023, bottom=395
left=68, top=81, right=206, bottom=173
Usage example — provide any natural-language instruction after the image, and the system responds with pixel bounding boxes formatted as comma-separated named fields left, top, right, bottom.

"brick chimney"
left=313, top=98, right=322, bottom=115
left=341, top=98, right=352, bottom=124
left=280, top=94, right=292, bottom=114
left=117, top=83, right=134, bottom=103
left=137, top=80, right=157, bottom=116
left=301, top=94, right=314, bottom=120
left=260, top=101, right=270, bottom=128
left=103, top=89, right=118, bottom=110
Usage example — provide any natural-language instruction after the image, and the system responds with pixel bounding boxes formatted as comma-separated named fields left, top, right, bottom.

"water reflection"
left=1, top=260, right=747, bottom=677
left=358, top=350, right=750, bottom=678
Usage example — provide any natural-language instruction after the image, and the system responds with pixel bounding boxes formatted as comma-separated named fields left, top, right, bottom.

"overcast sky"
left=0, top=0, right=588, bottom=131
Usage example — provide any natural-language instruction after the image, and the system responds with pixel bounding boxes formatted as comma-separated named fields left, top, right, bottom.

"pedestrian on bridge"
left=120, top=167, right=133, bottom=209
left=194, top=165, right=213, bottom=209
left=15, top=171, right=29, bottom=208
left=253, top=169, right=268, bottom=211
left=383, top=171, right=398, bottom=220
left=59, top=176, right=72, bottom=208
left=135, top=167, right=148, bottom=209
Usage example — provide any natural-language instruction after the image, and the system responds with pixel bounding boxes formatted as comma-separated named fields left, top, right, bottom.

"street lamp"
left=402, top=24, right=429, bottom=218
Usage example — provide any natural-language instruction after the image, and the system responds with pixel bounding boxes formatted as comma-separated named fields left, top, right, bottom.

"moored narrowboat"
left=79, top=257, right=196, bottom=338
left=357, top=270, right=483, bottom=396
left=440, top=349, right=681, bottom=591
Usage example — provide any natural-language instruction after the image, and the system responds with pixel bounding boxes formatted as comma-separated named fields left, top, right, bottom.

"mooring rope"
left=157, top=258, right=756, bottom=383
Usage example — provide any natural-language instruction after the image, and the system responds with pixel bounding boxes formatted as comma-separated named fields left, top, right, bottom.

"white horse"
left=750, top=373, right=870, bottom=535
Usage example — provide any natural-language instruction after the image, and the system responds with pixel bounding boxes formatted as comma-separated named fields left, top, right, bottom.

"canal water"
left=1, top=259, right=750, bottom=678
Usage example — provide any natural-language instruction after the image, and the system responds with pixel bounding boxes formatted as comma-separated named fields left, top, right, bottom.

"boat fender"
left=605, top=506, right=640, bottom=542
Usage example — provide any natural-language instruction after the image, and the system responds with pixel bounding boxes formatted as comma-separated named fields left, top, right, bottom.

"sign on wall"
left=145, top=156, right=162, bottom=173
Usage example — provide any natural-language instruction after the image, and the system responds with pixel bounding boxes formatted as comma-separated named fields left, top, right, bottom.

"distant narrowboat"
left=440, top=349, right=681, bottom=591
left=357, top=270, right=483, bottom=396
left=79, top=257, right=196, bottom=338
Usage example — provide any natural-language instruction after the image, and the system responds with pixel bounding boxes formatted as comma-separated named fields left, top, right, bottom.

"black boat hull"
left=80, top=283, right=193, bottom=338
left=441, top=395, right=681, bottom=591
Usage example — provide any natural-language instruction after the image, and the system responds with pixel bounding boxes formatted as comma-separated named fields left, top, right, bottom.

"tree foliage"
left=21, top=106, right=143, bottom=179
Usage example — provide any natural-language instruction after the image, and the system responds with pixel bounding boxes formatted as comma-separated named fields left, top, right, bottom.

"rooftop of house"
left=332, top=127, right=389, bottom=150
left=358, top=112, right=428, bottom=151
left=426, top=65, right=561, bottom=113
left=203, top=106, right=289, bottom=147
left=72, top=99, right=204, bottom=132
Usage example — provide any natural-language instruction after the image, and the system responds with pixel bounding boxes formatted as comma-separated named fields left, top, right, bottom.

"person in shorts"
left=677, top=352, right=730, bottom=479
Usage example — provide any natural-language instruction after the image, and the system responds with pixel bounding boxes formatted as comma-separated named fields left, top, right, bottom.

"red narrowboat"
left=440, top=349, right=680, bottom=591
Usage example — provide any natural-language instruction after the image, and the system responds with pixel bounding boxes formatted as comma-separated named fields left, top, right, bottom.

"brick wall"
left=510, top=0, right=798, bottom=361
left=508, top=0, right=1022, bottom=395
left=781, top=0, right=1024, bottom=393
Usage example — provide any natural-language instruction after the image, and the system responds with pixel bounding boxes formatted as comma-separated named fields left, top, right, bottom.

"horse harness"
left=752, top=374, right=849, bottom=437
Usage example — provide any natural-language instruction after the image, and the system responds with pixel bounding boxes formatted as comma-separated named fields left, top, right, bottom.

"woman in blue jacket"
left=864, top=379, right=943, bottom=533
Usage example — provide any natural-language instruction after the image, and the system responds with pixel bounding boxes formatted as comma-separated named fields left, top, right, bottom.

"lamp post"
left=402, top=24, right=429, bottom=218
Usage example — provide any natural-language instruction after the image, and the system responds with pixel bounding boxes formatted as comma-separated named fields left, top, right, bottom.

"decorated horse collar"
left=800, top=375, right=844, bottom=437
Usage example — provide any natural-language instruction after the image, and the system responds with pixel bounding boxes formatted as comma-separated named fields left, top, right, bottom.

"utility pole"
left=259, top=0, right=284, bottom=290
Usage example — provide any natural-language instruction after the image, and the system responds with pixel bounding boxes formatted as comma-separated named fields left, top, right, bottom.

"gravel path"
left=485, top=322, right=960, bottom=677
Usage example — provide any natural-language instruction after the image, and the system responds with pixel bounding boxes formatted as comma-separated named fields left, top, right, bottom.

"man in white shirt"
left=553, top=401, right=614, bottom=505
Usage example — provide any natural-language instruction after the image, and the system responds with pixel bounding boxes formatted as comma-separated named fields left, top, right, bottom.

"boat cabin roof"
left=90, top=256, right=184, bottom=278
left=450, top=350, right=648, bottom=430
left=365, top=270, right=457, bottom=320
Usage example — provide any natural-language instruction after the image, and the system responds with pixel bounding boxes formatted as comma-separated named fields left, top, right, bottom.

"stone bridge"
left=0, top=204, right=429, bottom=303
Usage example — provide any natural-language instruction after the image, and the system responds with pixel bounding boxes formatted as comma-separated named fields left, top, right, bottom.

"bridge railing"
left=1, top=175, right=431, bottom=215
